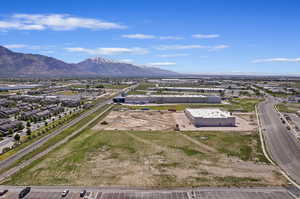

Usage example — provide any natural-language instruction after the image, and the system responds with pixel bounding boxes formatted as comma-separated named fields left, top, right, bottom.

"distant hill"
left=76, top=57, right=178, bottom=77
left=0, top=46, right=179, bottom=77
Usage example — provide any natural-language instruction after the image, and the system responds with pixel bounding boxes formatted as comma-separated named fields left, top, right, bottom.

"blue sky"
left=1, top=0, right=300, bottom=75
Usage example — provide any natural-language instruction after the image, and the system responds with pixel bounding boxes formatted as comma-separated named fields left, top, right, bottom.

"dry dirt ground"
left=93, top=110, right=256, bottom=132
left=6, top=130, right=287, bottom=187
left=92, top=110, right=177, bottom=131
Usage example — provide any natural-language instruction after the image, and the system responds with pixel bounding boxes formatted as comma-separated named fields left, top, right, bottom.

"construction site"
left=93, top=109, right=256, bottom=132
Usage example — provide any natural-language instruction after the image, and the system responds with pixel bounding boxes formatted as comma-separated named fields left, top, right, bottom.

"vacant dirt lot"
left=92, top=110, right=177, bottom=131
left=93, top=110, right=257, bottom=132
left=6, top=130, right=287, bottom=187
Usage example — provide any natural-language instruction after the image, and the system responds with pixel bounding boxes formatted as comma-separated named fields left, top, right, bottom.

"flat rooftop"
left=185, top=108, right=232, bottom=118
left=126, top=94, right=216, bottom=98
left=152, top=87, right=225, bottom=91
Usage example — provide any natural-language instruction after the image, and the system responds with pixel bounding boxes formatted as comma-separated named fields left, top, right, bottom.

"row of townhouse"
left=20, top=105, right=64, bottom=121
left=0, top=119, right=24, bottom=135
left=0, top=107, right=19, bottom=118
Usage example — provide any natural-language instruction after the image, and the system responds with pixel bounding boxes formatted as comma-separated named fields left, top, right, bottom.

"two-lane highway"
left=258, top=95, right=300, bottom=184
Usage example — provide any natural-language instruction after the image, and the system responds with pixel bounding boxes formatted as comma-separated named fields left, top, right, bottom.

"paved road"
left=0, top=138, right=14, bottom=153
left=0, top=85, right=136, bottom=171
left=0, top=186, right=296, bottom=199
left=258, top=95, right=300, bottom=184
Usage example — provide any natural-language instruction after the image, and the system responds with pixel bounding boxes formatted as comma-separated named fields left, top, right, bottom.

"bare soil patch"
left=92, top=110, right=177, bottom=131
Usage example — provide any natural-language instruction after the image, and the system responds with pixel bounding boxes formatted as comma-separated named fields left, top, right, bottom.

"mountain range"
left=0, top=46, right=178, bottom=77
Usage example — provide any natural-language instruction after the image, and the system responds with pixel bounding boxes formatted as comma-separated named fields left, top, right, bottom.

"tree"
left=2, top=147, right=11, bottom=153
left=14, top=134, right=20, bottom=142
left=95, top=84, right=104, bottom=88
left=17, top=123, right=24, bottom=130
left=26, top=121, right=31, bottom=128
left=8, top=128, right=14, bottom=135
left=44, top=121, right=48, bottom=126
left=26, top=128, right=32, bottom=136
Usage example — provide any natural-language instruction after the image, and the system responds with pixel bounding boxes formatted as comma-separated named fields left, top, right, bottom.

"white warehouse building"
left=125, top=95, right=221, bottom=104
left=185, top=108, right=236, bottom=127
left=149, top=87, right=225, bottom=93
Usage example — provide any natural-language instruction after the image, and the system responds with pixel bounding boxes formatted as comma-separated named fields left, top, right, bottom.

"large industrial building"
left=149, top=87, right=225, bottom=93
left=185, top=108, right=235, bottom=127
left=124, top=95, right=221, bottom=104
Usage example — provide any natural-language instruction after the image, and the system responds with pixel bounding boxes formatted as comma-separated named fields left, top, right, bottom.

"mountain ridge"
left=0, top=46, right=179, bottom=77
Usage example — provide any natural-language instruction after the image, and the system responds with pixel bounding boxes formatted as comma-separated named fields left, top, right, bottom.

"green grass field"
left=277, top=103, right=300, bottom=113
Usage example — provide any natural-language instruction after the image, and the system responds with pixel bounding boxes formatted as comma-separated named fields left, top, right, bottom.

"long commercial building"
left=124, top=95, right=221, bottom=104
left=185, top=108, right=235, bottom=127
left=149, top=87, right=225, bottom=93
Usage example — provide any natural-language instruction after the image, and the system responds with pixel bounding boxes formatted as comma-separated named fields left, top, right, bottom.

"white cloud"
left=252, top=58, right=300, bottom=63
left=156, top=45, right=207, bottom=50
left=122, top=34, right=155, bottom=39
left=192, top=34, right=220, bottom=39
left=158, top=53, right=188, bottom=57
left=156, top=44, right=229, bottom=51
left=147, top=62, right=176, bottom=67
left=0, top=14, right=126, bottom=31
left=64, top=47, right=148, bottom=55
left=122, top=34, right=183, bottom=40
left=208, top=44, right=230, bottom=51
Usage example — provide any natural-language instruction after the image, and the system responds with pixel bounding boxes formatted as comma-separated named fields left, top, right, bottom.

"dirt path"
left=124, top=132, right=167, bottom=152
left=178, top=133, right=217, bottom=153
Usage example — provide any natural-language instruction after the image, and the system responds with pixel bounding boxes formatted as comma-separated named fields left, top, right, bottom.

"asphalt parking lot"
left=1, top=189, right=295, bottom=199
left=3, top=191, right=102, bottom=199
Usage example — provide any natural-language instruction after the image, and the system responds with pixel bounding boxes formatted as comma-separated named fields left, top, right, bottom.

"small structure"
left=113, top=97, right=126, bottom=103
left=185, top=108, right=235, bottom=127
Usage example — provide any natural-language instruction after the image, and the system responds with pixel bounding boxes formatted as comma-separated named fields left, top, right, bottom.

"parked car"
left=19, top=187, right=31, bottom=198
left=62, top=189, right=69, bottom=197
left=0, top=189, right=8, bottom=196
left=80, top=190, right=87, bottom=197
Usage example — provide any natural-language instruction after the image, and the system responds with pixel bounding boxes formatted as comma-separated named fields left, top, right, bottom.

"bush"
left=2, top=147, right=11, bottom=153
left=26, top=129, right=32, bottom=136
left=14, top=134, right=21, bottom=142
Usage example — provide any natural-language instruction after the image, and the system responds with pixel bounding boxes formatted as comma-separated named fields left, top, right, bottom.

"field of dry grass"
left=5, top=129, right=287, bottom=187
